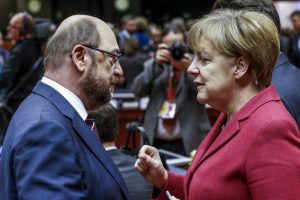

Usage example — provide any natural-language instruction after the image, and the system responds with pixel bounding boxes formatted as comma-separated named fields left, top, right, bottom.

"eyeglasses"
left=81, top=44, right=122, bottom=63
left=8, top=24, right=21, bottom=30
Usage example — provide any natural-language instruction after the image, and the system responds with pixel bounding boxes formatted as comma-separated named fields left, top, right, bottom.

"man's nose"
left=114, top=62, right=123, bottom=77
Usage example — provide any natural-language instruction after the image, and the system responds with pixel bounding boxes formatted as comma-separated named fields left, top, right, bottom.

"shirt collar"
left=41, top=77, right=88, bottom=120
left=122, top=29, right=131, bottom=39
left=105, top=146, right=118, bottom=151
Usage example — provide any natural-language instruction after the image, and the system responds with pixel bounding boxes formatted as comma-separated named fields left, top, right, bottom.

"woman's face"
left=188, top=37, right=237, bottom=109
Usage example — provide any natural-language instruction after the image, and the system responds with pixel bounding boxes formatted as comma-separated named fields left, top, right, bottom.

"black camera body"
left=167, top=41, right=187, bottom=60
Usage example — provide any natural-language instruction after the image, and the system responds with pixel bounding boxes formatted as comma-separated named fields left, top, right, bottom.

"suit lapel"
left=72, top=114, right=130, bottom=199
left=33, top=82, right=130, bottom=199
left=199, top=117, right=239, bottom=164
left=187, top=113, right=239, bottom=174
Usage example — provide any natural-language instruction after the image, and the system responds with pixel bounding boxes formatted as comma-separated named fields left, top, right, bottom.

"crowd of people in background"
left=2, top=8, right=300, bottom=120
left=0, top=12, right=56, bottom=143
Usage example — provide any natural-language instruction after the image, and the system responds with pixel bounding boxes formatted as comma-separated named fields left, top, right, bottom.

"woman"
left=135, top=9, right=300, bottom=200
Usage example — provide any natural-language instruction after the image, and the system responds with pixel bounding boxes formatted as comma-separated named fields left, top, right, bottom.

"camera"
left=168, top=41, right=187, bottom=60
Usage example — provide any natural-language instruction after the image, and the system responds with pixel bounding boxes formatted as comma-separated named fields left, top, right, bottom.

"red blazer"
left=154, top=85, right=300, bottom=200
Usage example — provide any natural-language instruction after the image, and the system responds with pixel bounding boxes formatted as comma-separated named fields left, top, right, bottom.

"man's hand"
left=135, top=145, right=168, bottom=190
left=155, top=44, right=171, bottom=65
left=155, top=43, right=192, bottom=72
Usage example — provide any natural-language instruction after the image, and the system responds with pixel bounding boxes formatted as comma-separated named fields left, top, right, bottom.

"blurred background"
left=0, top=0, right=214, bottom=29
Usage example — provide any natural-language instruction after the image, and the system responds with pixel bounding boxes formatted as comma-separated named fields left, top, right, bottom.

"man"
left=0, top=12, right=41, bottom=143
left=89, top=103, right=152, bottom=200
left=289, top=10, right=300, bottom=68
left=141, top=24, right=162, bottom=58
left=213, top=0, right=300, bottom=130
left=132, top=24, right=211, bottom=156
left=0, top=12, right=41, bottom=112
left=0, top=31, right=9, bottom=66
left=117, top=14, right=136, bottom=53
left=0, top=15, right=130, bottom=200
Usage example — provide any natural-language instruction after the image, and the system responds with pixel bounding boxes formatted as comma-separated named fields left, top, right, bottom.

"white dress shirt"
left=41, top=77, right=88, bottom=120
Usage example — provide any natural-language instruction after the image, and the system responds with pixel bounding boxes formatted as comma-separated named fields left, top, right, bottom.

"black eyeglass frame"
left=81, top=44, right=122, bottom=62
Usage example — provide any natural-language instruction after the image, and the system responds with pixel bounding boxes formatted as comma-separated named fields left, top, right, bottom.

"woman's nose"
left=187, top=60, right=199, bottom=77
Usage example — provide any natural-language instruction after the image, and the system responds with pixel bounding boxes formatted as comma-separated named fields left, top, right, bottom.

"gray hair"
left=44, top=16, right=101, bottom=68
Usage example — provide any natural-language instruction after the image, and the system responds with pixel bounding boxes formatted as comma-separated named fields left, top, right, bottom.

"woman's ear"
left=234, top=56, right=249, bottom=79
left=71, top=45, right=87, bottom=72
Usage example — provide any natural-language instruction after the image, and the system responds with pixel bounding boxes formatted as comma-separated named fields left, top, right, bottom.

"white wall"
left=274, top=1, right=300, bottom=29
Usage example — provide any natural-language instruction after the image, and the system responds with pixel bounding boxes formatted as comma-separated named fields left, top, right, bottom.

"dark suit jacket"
left=272, top=53, right=300, bottom=130
left=0, top=39, right=42, bottom=111
left=288, top=33, right=300, bottom=68
left=0, top=82, right=130, bottom=200
left=107, top=149, right=152, bottom=200
left=154, top=85, right=300, bottom=200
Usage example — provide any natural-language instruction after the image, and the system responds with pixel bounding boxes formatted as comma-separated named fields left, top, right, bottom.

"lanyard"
left=166, top=65, right=180, bottom=101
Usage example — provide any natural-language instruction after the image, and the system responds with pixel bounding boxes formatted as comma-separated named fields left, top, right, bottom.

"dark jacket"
left=107, top=149, right=152, bottom=200
left=272, top=53, right=300, bottom=130
left=0, top=39, right=42, bottom=111
left=288, top=33, right=300, bottom=68
left=0, top=82, right=130, bottom=200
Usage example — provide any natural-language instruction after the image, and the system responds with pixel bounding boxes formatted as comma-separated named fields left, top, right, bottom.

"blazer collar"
left=275, top=53, right=289, bottom=69
left=32, top=82, right=130, bottom=199
left=188, top=85, right=280, bottom=173
left=235, top=84, right=280, bottom=121
left=33, top=81, right=75, bottom=119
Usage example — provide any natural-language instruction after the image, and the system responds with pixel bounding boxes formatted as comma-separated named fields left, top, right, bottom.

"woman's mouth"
left=194, top=81, right=205, bottom=89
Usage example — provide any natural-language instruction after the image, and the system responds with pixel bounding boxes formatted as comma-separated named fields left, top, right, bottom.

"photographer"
left=132, top=24, right=211, bottom=156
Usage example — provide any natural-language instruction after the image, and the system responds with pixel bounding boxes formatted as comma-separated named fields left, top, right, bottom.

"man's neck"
left=102, top=142, right=116, bottom=148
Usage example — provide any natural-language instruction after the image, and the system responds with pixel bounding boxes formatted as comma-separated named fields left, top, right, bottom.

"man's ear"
left=71, top=45, right=87, bottom=72
left=234, top=56, right=249, bottom=79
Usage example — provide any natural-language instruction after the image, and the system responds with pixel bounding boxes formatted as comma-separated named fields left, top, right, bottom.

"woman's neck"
left=225, top=83, right=261, bottom=121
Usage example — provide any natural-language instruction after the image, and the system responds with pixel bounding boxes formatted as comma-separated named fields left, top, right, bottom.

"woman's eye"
left=199, top=56, right=209, bottom=65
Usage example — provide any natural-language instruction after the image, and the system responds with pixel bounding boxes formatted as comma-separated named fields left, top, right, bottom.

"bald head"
left=7, top=12, right=34, bottom=41
left=44, top=15, right=113, bottom=69
left=56, top=15, right=110, bottom=36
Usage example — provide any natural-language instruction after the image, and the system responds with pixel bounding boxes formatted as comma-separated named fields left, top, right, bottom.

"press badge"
left=158, top=100, right=176, bottom=119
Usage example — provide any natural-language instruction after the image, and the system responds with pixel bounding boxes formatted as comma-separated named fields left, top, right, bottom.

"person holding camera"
left=131, top=24, right=211, bottom=156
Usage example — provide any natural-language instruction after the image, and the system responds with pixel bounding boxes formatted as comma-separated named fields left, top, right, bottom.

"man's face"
left=124, top=19, right=136, bottom=34
left=81, top=27, right=123, bottom=109
left=150, top=28, right=162, bottom=44
left=7, top=14, right=22, bottom=41
left=292, top=15, right=300, bottom=32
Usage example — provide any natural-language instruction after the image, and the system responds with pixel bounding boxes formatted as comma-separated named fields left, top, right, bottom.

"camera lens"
left=168, top=41, right=187, bottom=60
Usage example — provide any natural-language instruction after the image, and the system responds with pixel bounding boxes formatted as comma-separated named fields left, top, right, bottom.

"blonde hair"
left=188, top=9, right=279, bottom=88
